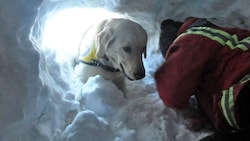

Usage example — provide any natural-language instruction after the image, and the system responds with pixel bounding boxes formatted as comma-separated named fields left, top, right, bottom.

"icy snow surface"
left=1, top=0, right=250, bottom=141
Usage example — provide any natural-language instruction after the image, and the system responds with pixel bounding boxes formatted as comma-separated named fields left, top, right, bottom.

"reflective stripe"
left=238, top=37, right=250, bottom=50
left=176, top=27, right=250, bottom=51
left=239, top=74, right=250, bottom=84
left=221, top=87, right=240, bottom=129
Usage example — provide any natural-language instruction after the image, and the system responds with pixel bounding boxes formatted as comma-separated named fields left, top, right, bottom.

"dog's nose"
left=134, top=72, right=145, bottom=80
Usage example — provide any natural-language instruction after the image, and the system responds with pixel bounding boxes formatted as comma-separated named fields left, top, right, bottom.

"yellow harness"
left=79, top=41, right=97, bottom=63
left=79, top=40, right=120, bottom=72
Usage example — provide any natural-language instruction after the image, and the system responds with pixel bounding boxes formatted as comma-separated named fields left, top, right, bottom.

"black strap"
left=79, top=59, right=120, bottom=72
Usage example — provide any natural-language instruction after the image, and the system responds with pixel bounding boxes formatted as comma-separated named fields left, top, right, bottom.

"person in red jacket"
left=155, top=17, right=250, bottom=140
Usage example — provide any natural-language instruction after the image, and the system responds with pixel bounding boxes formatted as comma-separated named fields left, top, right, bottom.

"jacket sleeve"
left=155, top=35, right=212, bottom=109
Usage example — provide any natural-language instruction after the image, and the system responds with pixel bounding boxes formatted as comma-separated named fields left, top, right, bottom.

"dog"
left=74, top=18, right=148, bottom=95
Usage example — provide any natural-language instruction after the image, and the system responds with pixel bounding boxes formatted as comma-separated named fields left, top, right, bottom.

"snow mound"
left=62, top=110, right=113, bottom=141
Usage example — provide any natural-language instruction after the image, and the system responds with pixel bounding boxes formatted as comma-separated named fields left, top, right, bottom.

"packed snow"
left=1, top=0, right=250, bottom=141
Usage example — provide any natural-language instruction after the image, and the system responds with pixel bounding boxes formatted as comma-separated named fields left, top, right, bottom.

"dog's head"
left=95, top=18, right=147, bottom=80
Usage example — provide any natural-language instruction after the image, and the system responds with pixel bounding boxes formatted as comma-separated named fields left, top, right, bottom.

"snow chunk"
left=77, top=75, right=126, bottom=117
left=61, top=110, right=113, bottom=141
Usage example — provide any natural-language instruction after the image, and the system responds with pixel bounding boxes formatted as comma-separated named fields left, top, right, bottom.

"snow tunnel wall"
left=1, top=0, right=250, bottom=141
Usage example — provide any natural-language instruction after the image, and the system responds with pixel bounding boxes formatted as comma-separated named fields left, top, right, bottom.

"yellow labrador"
left=74, top=18, right=148, bottom=94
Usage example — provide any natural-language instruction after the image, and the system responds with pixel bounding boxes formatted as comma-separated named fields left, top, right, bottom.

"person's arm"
left=155, top=35, right=211, bottom=109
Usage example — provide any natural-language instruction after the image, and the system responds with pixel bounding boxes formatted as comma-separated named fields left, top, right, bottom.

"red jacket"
left=155, top=18, right=250, bottom=130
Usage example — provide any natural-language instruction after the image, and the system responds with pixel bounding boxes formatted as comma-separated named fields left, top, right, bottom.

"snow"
left=1, top=0, right=250, bottom=141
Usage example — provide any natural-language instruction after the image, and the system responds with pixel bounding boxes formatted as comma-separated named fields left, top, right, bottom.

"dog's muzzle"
left=134, top=71, right=145, bottom=80
left=120, top=63, right=145, bottom=80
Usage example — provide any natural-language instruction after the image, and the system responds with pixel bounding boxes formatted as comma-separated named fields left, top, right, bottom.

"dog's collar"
left=79, top=41, right=120, bottom=73
left=80, top=59, right=120, bottom=72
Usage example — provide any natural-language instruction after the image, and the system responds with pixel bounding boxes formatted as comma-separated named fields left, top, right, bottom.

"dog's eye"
left=123, top=46, right=132, bottom=53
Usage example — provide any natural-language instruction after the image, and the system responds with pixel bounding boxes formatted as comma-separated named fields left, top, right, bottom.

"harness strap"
left=80, top=59, right=120, bottom=72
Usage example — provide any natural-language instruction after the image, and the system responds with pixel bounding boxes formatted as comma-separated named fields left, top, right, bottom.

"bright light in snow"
left=42, top=8, right=122, bottom=61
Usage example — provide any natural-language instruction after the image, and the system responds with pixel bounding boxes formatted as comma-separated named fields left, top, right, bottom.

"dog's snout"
left=134, top=71, right=145, bottom=80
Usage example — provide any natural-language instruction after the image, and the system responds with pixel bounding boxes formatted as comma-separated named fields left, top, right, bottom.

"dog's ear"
left=96, top=27, right=115, bottom=59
